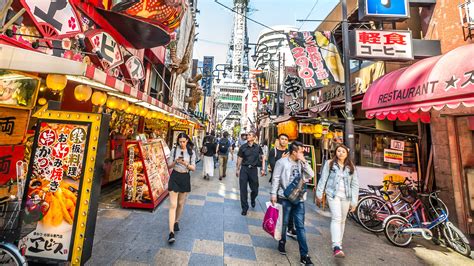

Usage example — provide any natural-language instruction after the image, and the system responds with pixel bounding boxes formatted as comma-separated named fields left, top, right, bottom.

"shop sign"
left=21, top=0, right=82, bottom=37
left=201, top=56, right=214, bottom=96
left=86, top=30, right=124, bottom=70
left=302, top=145, right=317, bottom=186
left=390, top=140, right=405, bottom=151
left=283, top=75, right=303, bottom=115
left=286, top=31, right=344, bottom=89
left=0, top=107, right=29, bottom=145
left=384, top=148, right=404, bottom=164
left=359, top=0, right=410, bottom=21
left=353, top=62, right=385, bottom=94
left=354, top=29, right=413, bottom=61
left=0, top=145, right=25, bottom=185
left=125, top=56, right=145, bottom=86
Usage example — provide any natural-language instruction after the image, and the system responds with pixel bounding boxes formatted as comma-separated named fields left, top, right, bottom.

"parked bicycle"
left=383, top=190, right=471, bottom=257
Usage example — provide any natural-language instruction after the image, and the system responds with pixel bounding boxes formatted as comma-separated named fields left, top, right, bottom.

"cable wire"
left=298, top=0, right=319, bottom=31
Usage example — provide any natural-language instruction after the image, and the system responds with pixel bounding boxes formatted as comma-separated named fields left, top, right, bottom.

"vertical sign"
left=283, top=75, right=303, bottom=115
left=201, top=56, right=214, bottom=96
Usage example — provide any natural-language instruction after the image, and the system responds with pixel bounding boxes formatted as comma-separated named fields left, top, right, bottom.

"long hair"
left=176, top=133, right=194, bottom=157
left=329, top=144, right=355, bottom=175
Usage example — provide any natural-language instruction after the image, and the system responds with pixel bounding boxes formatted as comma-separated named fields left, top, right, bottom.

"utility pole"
left=276, top=52, right=281, bottom=117
left=341, top=0, right=355, bottom=159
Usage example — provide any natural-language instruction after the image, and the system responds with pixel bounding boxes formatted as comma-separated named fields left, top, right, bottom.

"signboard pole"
left=276, top=52, right=281, bottom=117
left=342, top=0, right=355, bottom=160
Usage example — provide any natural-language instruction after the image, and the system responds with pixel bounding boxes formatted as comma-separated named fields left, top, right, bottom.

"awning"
left=0, top=44, right=189, bottom=120
left=362, top=44, right=474, bottom=123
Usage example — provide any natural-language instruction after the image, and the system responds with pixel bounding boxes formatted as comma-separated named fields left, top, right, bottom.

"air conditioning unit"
left=459, top=0, right=474, bottom=40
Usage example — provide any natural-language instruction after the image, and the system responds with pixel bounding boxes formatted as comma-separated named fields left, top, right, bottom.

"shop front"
left=362, top=43, right=474, bottom=234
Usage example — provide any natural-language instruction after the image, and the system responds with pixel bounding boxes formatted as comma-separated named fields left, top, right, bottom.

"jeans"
left=280, top=199, right=308, bottom=257
left=218, top=155, right=228, bottom=177
left=239, top=166, right=259, bottom=211
left=327, top=196, right=351, bottom=248
left=277, top=197, right=294, bottom=232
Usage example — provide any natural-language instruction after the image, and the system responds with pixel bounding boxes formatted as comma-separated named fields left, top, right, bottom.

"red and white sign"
left=125, top=56, right=145, bottom=85
left=86, top=30, right=124, bottom=70
left=21, top=0, right=82, bottom=37
left=355, top=29, right=413, bottom=61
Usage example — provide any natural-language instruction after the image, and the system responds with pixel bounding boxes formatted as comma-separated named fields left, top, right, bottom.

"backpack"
left=218, top=139, right=230, bottom=154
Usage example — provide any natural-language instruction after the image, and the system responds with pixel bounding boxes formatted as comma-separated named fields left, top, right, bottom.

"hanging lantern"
left=37, top=98, right=47, bottom=105
left=91, top=91, right=107, bottom=106
left=277, top=120, right=298, bottom=140
left=119, top=99, right=129, bottom=111
left=140, top=108, right=149, bottom=117
left=125, top=105, right=134, bottom=114
left=46, top=74, right=68, bottom=91
left=326, top=131, right=334, bottom=139
left=74, top=84, right=92, bottom=102
left=314, top=124, right=323, bottom=134
left=151, top=112, right=158, bottom=119
left=313, top=133, right=322, bottom=139
left=106, top=96, right=119, bottom=109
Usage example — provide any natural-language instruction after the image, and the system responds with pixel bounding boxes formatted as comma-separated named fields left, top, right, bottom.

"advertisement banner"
left=21, top=121, right=90, bottom=261
left=286, top=31, right=344, bottom=89
left=201, top=56, right=214, bottom=96
left=384, top=149, right=404, bottom=164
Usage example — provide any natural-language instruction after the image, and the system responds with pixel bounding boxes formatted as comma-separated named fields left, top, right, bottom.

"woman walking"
left=316, top=144, right=359, bottom=258
left=167, top=133, right=196, bottom=244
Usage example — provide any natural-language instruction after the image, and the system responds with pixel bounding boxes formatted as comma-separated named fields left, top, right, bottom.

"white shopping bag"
left=265, top=202, right=283, bottom=241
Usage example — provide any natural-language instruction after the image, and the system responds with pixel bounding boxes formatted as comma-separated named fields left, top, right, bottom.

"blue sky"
left=192, top=0, right=339, bottom=65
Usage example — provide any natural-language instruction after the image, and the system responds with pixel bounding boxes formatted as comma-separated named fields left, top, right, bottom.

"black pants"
left=239, top=166, right=259, bottom=211
left=277, top=197, right=295, bottom=231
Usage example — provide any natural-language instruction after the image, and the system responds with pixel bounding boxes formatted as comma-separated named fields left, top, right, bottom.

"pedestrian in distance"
left=316, top=144, right=359, bottom=258
left=167, top=133, right=196, bottom=244
left=236, top=131, right=265, bottom=216
left=260, top=140, right=269, bottom=176
left=271, top=141, right=314, bottom=265
left=201, top=133, right=217, bottom=180
left=217, top=131, right=232, bottom=180
left=230, top=138, right=236, bottom=161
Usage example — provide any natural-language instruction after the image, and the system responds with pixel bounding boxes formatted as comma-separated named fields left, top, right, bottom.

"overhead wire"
left=298, top=0, right=319, bottom=31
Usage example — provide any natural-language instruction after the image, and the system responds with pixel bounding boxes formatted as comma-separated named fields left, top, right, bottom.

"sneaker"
left=241, top=210, right=247, bottom=216
left=168, top=232, right=175, bottom=244
left=278, top=241, right=286, bottom=255
left=333, top=246, right=345, bottom=258
left=174, top=222, right=180, bottom=232
left=251, top=201, right=256, bottom=208
left=219, top=177, right=223, bottom=180
left=300, top=255, right=313, bottom=265
left=287, top=228, right=297, bottom=239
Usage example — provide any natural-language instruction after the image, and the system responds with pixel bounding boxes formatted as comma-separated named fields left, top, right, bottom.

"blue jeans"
left=280, top=199, right=308, bottom=257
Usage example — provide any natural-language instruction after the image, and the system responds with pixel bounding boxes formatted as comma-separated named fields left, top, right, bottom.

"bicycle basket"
left=399, top=185, right=418, bottom=204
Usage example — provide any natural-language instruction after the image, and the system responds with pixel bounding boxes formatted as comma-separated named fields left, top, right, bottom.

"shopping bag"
left=263, top=202, right=283, bottom=241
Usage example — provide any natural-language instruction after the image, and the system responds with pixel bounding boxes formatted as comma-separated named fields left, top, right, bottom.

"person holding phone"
left=167, top=133, right=196, bottom=244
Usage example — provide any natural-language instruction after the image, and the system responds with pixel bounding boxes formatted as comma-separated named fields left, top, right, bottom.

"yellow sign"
left=384, top=149, right=404, bottom=164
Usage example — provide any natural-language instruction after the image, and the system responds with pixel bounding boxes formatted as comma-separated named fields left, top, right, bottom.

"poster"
left=302, top=145, right=317, bottom=186
left=384, top=149, right=404, bottom=164
left=0, top=70, right=40, bottom=109
left=20, top=121, right=89, bottom=261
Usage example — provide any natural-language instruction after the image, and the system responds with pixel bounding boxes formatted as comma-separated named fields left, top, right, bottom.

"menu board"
left=302, top=145, right=317, bottom=186
left=20, top=121, right=89, bottom=261
left=122, top=140, right=170, bottom=209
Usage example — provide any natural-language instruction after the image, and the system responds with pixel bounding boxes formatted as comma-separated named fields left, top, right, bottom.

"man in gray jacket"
left=270, top=141, right=314, bottom=266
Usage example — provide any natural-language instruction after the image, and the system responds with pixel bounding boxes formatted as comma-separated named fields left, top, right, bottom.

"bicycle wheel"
left=442, top=222, right=471, bottom=257
left=383, top=215, right=413, bottom=247
left=356, top=196, right=393, bottom=233
left=0, top=242, right=25, bottom=266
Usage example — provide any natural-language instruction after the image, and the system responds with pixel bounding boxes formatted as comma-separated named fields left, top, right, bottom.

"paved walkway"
left=87, top=154, right=474, bottom=265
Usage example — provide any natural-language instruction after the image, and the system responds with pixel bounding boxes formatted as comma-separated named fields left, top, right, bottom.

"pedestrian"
left=236, top=131, right=265, bottom=216
left=260, top=140, right=269, bottom=176
left=201, top=133, right=217, bottom=179
left=271, top=141, right=314, bottom=265
left=217, top=131, right=232, bottom=180
left=238, top=133, right=248, bottom=147
left=230, top=138, right=236, bottom=161
left=167, top=133, right=196, bottom=244
left=316, top=144, right=359, bottom=258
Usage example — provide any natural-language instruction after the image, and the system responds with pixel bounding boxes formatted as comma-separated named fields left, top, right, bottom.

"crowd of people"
left=165, top=131, right=359, bottom=265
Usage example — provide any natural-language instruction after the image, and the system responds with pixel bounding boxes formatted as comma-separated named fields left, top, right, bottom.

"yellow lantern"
left=106, top=96, right=118, bottom=109
left=125, top=105, right=134, bottom=114
left=91, top=91, right=107, bottom=106
left=326, top=131, right=334, bottom=139
left=74, top=85, right=92, bottom=102
left=119, top=99, right=129, bottom=111
left=277, top=120, right=298, bottom=140
left=46, top=74, right=68, bottom=91
left=151, top=112, right=158, bottom=119
left=314, top=124, right=323, bottom=134
left=313, top=133, right=322, bottom=139
left=38, top=98, right=47, bottom=105
left=140, top=108, right=149, bottom=117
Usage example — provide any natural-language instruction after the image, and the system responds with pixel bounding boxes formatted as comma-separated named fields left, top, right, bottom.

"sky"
left=192, top=0, right=339, bottom=65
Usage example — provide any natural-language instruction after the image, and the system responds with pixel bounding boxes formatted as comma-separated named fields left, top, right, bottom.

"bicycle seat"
left=368, top=185, right=384, bottom=191
left=418, top=193, right=431, bottom=197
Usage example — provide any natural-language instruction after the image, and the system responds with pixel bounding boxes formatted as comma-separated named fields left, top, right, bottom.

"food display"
left=122, top=140, right=170, bottom=209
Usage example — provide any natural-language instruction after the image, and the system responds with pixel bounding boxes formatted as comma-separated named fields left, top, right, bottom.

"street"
left=87, top=156, right=473, bottom=265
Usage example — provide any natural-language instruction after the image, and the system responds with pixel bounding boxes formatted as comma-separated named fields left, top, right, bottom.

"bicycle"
left=0, top=161, right=30, bottom=265
left=383, top=190, right=471, bottom=257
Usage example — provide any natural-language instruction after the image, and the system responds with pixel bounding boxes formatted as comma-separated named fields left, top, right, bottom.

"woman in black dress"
left=167, top=133, right=196, bottom=243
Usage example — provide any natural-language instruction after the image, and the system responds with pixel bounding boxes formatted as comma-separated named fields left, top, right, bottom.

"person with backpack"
left=217, top=131, right=231, bottom=180
left=201, top=133, right=217, bottom=180
left=167, top=133, right=196, bottom=244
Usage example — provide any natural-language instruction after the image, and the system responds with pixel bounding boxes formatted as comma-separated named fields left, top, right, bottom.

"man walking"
left=271, top=141, right=314, bottom=265
left=236, top=132, right=264, bottom=216
left=217, top=131, right=231, bottom=180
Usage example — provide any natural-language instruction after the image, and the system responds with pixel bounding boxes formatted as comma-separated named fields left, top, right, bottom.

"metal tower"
left=226, top=0, right=249, bottom=81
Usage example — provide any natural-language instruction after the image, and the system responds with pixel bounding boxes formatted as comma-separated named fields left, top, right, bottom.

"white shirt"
left=336, top=173, right=346, bottom=198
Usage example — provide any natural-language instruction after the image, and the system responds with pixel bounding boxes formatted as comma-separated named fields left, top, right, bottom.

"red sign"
left=85, top=30, right=124, bottom=70
left=0, top=145, right=25, bottom=185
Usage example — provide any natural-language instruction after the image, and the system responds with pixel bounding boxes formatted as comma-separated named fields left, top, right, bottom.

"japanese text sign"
left=0, top=107, right=30, bottom=145
left=384, top=149, right=404, bottom=164
left=86, top=30, right=124, bottom=70
left=286, top=31, right=344, bottom=89
left=359, top=0, right=409, bottom=21
left=125, top=56, right=145, bottom=86
left=390, top=140, right=405, bottom=151
left=0, top=145, right=25, bottom=185
left=201, top=56, right=214, bottom=96
left=283, top=75, right=303, bottom=115
left=354, top=29, right=413, bottom=61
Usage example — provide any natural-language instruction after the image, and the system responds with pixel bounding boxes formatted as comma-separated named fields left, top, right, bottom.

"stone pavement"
left=86, top=154, right=474, bottom=265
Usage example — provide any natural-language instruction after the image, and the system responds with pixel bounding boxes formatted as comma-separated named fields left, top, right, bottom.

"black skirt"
left=168, top=170, right=191, bottom=193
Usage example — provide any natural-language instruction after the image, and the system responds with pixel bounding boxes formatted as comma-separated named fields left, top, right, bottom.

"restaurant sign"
left=86, top=30, right=124, bottom=70
left=283, top=75, right=303, bottom=115
left=359, top=0, right=410, bottom=21
left=123, top=56, right=145, bottom=87
left=352, top=29, right=413, bottom=61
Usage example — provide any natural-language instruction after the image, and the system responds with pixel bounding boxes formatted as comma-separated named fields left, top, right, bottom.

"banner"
left=286, top=31, right=344, bottom=89
left=201, top=56, right=214, bottom=96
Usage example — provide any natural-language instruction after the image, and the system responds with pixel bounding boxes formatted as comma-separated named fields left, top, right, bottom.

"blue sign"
left=201, top=56, right=214, bottom=96
left=360, top=0, right=409, bottom=20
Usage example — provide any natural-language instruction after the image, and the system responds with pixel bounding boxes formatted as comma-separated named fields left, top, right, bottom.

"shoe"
left=333, top=246, right=345, bottom=258
left=174, top=222, right=180, bottom=232
left=278, top=240, right=286, bottom=255
left=168, top=232, right=175, bottom=244
left=300, top=255, right=314, bottom=265
left=286, top=228, right=297, bottom=239
left=251, top=201, right=256, bottom=208
left=219, top=177, right=222, bottom=180
left=241, top=210, right=247, bottom=216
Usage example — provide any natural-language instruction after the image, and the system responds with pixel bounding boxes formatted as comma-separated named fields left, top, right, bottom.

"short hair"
left=278, top=133, right=289, bottom=139
left=223, top=131, right=229, bottom=138
left=248, top=131, right=257, bottom=137
left=289, top=141, right=304, bottom=154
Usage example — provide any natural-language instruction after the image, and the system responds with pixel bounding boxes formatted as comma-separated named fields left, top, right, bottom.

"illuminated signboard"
left=359, top=0, right=410, bottom=21
left=353, top=29, right=413, bottom=61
